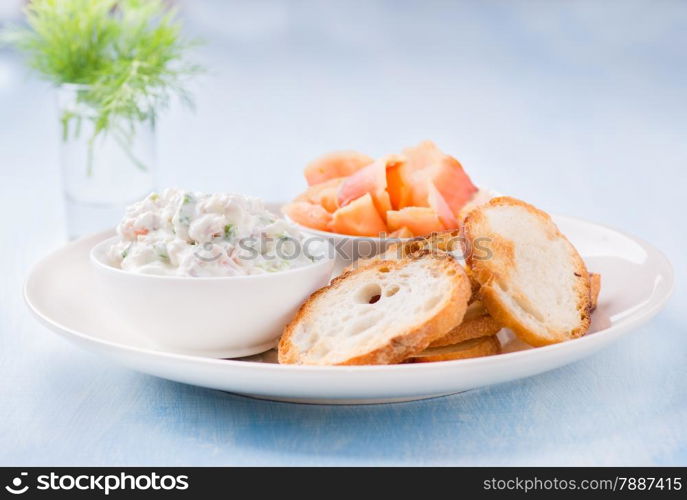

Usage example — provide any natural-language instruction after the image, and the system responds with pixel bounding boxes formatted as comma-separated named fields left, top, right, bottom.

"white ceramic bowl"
left=90, top=236, right=335, bottom=358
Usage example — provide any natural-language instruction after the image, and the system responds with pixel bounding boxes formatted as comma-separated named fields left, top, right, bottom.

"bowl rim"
left=90, top=235, right=335, bottom=282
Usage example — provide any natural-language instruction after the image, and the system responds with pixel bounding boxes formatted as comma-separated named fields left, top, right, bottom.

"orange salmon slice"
left=283, top=201, right=332, bottom=231
left=330, top=193, right=388, bottom=236
left=304, top=151, right=373, bottom=186
left=386, top=160, right=413, bottom=210
left=389, top=226, right=414, bottom=238
left=337, top=155, right=401, bottom=220
left=387, top=207, right=444, bottom=236
left=401, top=141, right=477, bottom=213
left=296, top=177, right=344, bottom=213
left=427, top=181, right=459, bottom=229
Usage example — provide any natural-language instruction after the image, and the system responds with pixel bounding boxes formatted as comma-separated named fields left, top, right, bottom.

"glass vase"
left=57, top=84, right=156, bottom=239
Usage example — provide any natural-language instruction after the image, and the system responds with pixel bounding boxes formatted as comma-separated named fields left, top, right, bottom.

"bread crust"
left=429, top=313, right=501, bottom=348
left=463, top=196, right=592, bottom=347
left=278, top=253, right=471, bottom=365
left=590, top=272, right=601, bottom=311
left=408, top=335, right=501, bottom=363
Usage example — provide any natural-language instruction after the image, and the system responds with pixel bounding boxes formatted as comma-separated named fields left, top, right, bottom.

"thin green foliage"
left=5, top=0, right=201, bottom=169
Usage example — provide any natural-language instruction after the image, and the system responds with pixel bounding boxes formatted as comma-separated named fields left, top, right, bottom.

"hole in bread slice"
left=356, top=283, right=382, bottom=304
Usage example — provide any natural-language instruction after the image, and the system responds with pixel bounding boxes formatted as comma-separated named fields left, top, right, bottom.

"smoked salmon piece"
left=337, top=155, right=401, bottom=220
left=304, top=151, right=373, bottom=186
left=386, top=159, right=413, bottom=210
left=330, top=193, right=388, bottom=236
left=401, top=141, right=477, bottom=214
left=291, top=141, right=479, bottom=236
left=389, top=226, right=414, bottom=238
left=387, top=207, right=444, bottom=236
left=295, top=177, right=344, bottom=213
left=427, top=181, right=459, bottom=229
left=283, top=201, right=332, bottom=231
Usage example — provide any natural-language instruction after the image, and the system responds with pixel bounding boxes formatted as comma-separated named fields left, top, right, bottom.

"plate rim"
left=24, top=215, right=675, bottom=375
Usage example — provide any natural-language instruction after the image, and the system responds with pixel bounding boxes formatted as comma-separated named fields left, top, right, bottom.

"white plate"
left=24, top=216, right=673, bottom=404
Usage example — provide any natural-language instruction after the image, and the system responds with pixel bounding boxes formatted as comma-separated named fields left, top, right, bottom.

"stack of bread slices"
left=278, top=197, right=601, bottom=365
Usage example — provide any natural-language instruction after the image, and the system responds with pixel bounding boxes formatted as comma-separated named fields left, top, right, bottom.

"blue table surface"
left=1, top=0, right=685, bottom=466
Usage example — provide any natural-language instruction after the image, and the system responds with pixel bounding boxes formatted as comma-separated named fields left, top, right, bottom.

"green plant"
left=5, top=0, right=201, bottom=172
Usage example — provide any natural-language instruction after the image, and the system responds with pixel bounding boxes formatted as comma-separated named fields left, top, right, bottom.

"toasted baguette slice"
left=463, top=197, right=592, bottom=346
left=408, top=335, right=500, bottom=363
left=429, top=313, right=501, bottom=348
left=590, top=272, right=601, bottom=311
left=278, top=254, right=471, bottom=365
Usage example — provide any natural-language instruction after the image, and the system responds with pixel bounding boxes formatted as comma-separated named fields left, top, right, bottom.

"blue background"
left=0, top=0, right=685, bottom=465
